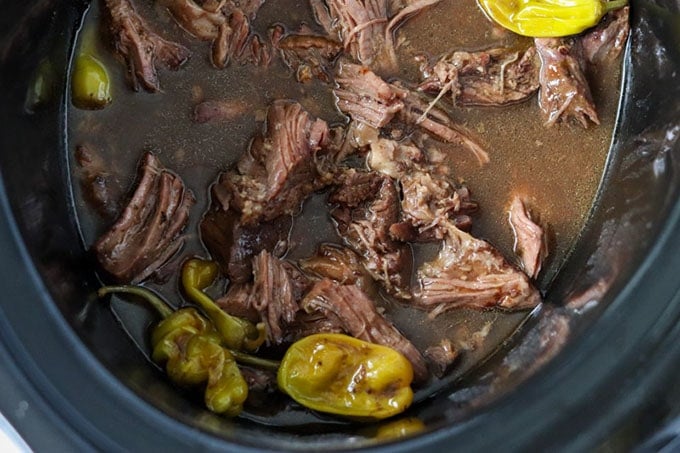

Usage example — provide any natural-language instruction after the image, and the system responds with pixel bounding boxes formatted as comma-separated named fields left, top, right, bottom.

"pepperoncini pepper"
left=277, top=333, right=414, bottom=419
left=98, top=285, right=265, bottom=416
left=477, top=0, right=628, bottom=37
left=71, top=54, right=112, bottom=110
left=181, top=259, right=265, bottom=352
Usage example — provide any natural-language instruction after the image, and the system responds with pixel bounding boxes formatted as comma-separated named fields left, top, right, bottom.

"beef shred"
left=162, top=0, right=270, bottom=68
left=581, top=7, right=630, bottom=64
left=334, top=63, right=489, bottom=164
left=535, top=37, right=599, bottom=127
left=419, top=46, right=540, bottom=106
left=270, top=25, right=343, bottom=83
left=105, top=0, right=191, bottom=92
left=415, top=221, right=541, bottom=315
left=301, top=278, right=429, bottom=382
left=223, top=100, right=332, bottom=225
left=310, top=0, right=396, bottom=72
left=94, top=152, right=195, bottom=283
left=75, top=144, right=123, bottom=221
left=508, top=196, right=547, bottom=279
left=330, top=169, right=412, bottom=298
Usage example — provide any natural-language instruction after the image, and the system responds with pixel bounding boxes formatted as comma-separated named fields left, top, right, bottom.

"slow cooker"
left=1, top=0, right=680, bottom=450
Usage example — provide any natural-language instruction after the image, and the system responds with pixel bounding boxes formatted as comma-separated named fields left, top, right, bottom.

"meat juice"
left=68, top=0, right=621, bottom=419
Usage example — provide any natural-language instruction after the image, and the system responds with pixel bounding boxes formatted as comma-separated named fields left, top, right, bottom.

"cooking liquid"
left=68, top=0, right=621, bottom=424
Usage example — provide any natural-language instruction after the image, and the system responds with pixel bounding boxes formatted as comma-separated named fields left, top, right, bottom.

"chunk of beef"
left=334, top=63, right=407, bottom=128
left=508, top=196, right=547, bottom=279
left=94, top=152, right=195, bottom=283
left=299, top=243, right=373, bottom=290
left=250, top=250, right=310, bottom=344
left=335, top=63, right=488, bottom=164
left=105, top=0, right=191, bottom=92
left=398, top=170, right=477, bottom=240
left=221, top=9, right=271, bottom=67
left=215, top=282, right=260, bottom=322
left=74, top=144, right=123, bottom=221
left=311, top=0, right=441, bottom=73
left=367, top=137, right=424, bottom=179
left=330, top=169, right=411, bottom=297
left=581, top=7, right=630, bottom=64
left=200, top=207, right=291, bottom=283
left=270, top=25, right=343, bottom=83
left=310, top=0, right=396, bottom=72
left=301, top=278, right=429, bottom=382
left=414, top=221, right=541, bottom=315
left=220, top=100, right=331, bottom=225
left=217, top=252, right=345, bottom=344
left=285, top=310, right=346, bottom=340
left=535, top=37, right=599, bottom=128
left=424, top=338, right=458, bottom=377
left=192, top=99, right=251, bottom=123
left=365, top=137, right=477, bottom=238
left=161, top=0, right=269, bottom=68
left=419, top=46, right=540, bottom=106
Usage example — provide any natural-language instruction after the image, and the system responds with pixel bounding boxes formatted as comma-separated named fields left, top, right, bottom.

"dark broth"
left=68, top=0, right=621, bottom=423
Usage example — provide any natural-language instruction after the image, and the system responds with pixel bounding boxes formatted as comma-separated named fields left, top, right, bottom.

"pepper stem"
left=604, top=0, right=628, bottom=13
left=229, top=349, right=280, bottom=371
left=98, top=285, right=174, bottom=319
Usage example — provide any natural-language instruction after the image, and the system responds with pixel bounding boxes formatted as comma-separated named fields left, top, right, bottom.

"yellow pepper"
left=373, top=417, right=426, bottom=441
left=98, top=286, right=250, bottom=416
left=181, top=258, right=265, bottom=352
left=477, top=0, right=628, bottom=37
left=71, top=54, right=112, bottom=110
left=278, top=333, right=414, bottom=419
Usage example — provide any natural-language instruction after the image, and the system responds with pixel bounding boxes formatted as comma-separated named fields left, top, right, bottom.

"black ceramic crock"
left=1, top=0, right=680, bottom=451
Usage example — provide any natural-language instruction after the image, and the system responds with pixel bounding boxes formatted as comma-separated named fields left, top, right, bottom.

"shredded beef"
left=215, top=282, right=260, bottom=322
left=105, top=0, right=191, bottom=92
left=419, top=46, right=540, bottom=106
left=250, top=250, right=308, bottom=344
left=366, top=137, right=477, bottom=238
left=200, top=207, right=291, bottom=283
left=535, top=37, right=599, bottom=128
left=270, top=25, right=343, bottom=83
left=398, top=170, right=477, bottom=240
left=94, top=152, right=195, bottom=283
left=334, top=63, right=407, bottom=128
left=310, top=0, right=396, bottom=72
left=414, top=221, right=541, bottom=315
left=217, top=251, right=345, bottom=343
left=367, top=137, right=424, bottom=179
left=330, top=169, right=412, bottom=297
left=581, top=7, right=630, bottom=65
left=285, top=310, right=346, bottom=340
left=221, top=100, right=331, bottom=225
left=399, top=88, right=490, bottom=164
left=74, top=144, right=123, bottom=221
left=301, top=278, right=429, bottom=382
left=162, top=0, right=270, bottom=68
left=508, top=196, right=547, bottom=279
left=334, top=63, right=488, bottom=164
left=424, top=338, right=458, bottom=377
left=299, top=243, right=373, bottom=290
